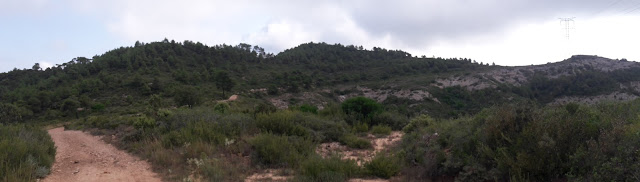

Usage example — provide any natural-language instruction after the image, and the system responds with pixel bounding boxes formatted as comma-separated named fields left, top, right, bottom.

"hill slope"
left=1, top=40, right=639, bottom=123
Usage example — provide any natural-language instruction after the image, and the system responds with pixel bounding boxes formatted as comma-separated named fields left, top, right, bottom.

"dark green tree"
left=215, top=71, right=235, bottom=98
left=341, top=96, right=383, bottom=125
left=174, top=87, right=200, bottom=108
left=32, top=63, right=41, bottom=71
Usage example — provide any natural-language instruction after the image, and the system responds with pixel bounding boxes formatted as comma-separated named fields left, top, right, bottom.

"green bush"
left=371, top=112, right=408, bottom=130
left=341, top=97, right=382, bottom=125
left=565, top=102, right=579, bottom=115
left=297, top=104, right=318, bottom=114
left=0, top=124, right=56, bottom=182
left=291, top=113, right=349, bottom=143
left=339, top=134, right=371, bottom=149
left=351, top=122, right=369, bottom=133
left=91, top=103, right=105, bottom=111
left=296, top=155, right=363, bottom=182
left=371, top=125, right=392, bottom=136
left=213, top=102, right=230, bottom=113
left=161, top=130, right=183, bottom=147
left=365, top=153, right=401, bottom=179
left=402, top=114, right=434, bottom=133
left=188, top=155, right=250, bottom=182
left=249, top=133, right=314, bottom=167
left=86, top=116, right=121, bottom=129
left=132, top=115, right=156, bottom=130
left=256, top=111, right=310, bottom=138
left=174, top=86, right=201, bottom=107
left=156, top=108, right=173, bottom=118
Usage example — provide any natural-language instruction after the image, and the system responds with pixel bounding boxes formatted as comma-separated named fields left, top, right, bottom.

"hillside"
left=2, top=40, right=640, bottom=123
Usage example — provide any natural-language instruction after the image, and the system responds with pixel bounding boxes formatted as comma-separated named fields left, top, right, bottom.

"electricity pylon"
left=559, top=17, right=575, bottom=40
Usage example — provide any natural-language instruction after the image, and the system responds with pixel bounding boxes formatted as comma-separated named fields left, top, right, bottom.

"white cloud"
left=39, top=61, right=53, bottom=69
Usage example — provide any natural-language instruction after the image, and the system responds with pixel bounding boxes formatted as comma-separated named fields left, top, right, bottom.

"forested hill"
left=0, top=40, right=487, bottom=123
left=2, top=39, right=640, bottom=123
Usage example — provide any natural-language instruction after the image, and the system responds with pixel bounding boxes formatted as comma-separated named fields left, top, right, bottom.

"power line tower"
left=559, top=17, right=575, bottom=40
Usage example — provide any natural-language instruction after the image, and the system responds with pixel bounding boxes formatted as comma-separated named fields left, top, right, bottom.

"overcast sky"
left=2, top=0, right=640, bottom=72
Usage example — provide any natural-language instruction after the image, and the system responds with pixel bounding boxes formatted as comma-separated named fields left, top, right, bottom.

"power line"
left=624, top=5, right=640, bottom=14
left=559, top=17, right=576, bottom=40
left=591, top=0, right=627, bottom=16
left=620, top=1, right=640, bottom=15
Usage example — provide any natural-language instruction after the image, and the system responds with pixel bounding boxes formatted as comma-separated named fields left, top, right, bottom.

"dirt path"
left=43, top=127, right=162, bottom=182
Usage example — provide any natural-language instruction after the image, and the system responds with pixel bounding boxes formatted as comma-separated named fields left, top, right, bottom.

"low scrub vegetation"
left=371, top=125, right=392, bottom=136
left=0, top=124, right=55, bottom=182
left=250, top=133, right=314, bottom=167
left=60, top=96, right=410, bottom=181
left=296, top=155, right=362, bottom=182
left=365, top=153, right=402, bottom=179
left=400, top=100, right=640, bottom=181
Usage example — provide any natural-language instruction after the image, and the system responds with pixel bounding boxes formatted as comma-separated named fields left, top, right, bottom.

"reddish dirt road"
left=43, top=127, right=162, bottom=182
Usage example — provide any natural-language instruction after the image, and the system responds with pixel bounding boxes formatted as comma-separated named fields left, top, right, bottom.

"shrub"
left=565, top=102, right=579, bottom=115
left=0, top=124, right=56, bottom=181
left=371, top=112, right=408, bottom=130
left=132, top=115, right=156, bottom=130
left=256, top=111, right=309, bottom=138
left=371, top=125, right=392, bottom=136
left=156, top=108, right=173, bottom=118
left=213, top=102, right=230, bottom=113
left=297, top=104, right=319, bottom=114
left=365, top=153, right=401, bottom=179
left=174, top=86, right=201, bottom=107
left=318, top=103, right=345, bottom=119
left=351, top=122, right=369, bottom=133
left=296, top=155, right=363, bottom=182
left=191, top=156, right=250, bottom=182
left=91, top=103, right=105, bottom=111
left=402, top=114, right=434, bottom=133
left=249, top=134, right=314, bottom=167
left=161, top=130, right=183, bottom=147
left=341, top=97, right=383, bottom=125
left=86, top=116, right=120, bottom=129
left=339, top=134, right=371, bottom=149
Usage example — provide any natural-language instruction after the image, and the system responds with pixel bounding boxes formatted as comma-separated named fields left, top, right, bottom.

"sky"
left=2, top=0, right=640, bottom=72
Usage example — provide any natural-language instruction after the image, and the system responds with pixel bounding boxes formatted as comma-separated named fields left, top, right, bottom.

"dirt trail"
left=43, top=127, right=162, bottom=182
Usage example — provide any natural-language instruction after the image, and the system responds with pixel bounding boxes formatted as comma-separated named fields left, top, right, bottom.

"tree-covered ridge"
left=0, top=40, right=486, bottom=123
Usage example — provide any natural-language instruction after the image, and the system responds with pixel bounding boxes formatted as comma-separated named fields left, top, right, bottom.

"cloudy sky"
left=2, top=0, right=640, bottom=72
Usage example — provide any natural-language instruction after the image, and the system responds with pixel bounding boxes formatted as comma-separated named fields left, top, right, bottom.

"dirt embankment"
left=43, top=127, right=162, bottom=182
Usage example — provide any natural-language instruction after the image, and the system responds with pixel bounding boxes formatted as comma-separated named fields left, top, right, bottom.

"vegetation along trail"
left=43, top=127, right=162, bottom=182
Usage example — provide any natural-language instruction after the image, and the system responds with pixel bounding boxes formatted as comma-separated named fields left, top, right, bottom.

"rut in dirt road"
left=43, top=127, right=162, bottom=182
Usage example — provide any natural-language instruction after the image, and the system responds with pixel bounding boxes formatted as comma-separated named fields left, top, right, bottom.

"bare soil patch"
left=316, top=131, right=404, bottom=166
left=244, top=169, right=292, bottom=182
